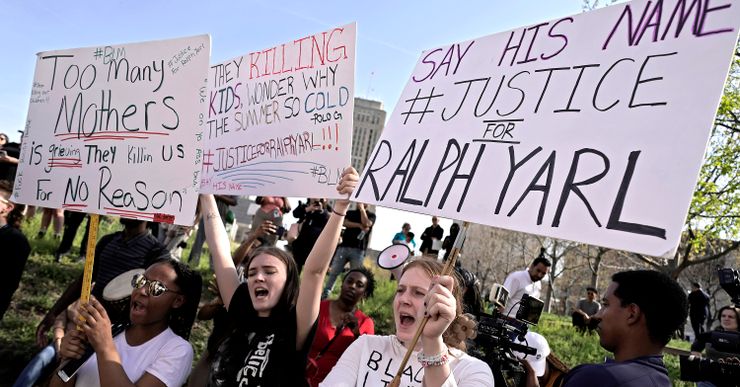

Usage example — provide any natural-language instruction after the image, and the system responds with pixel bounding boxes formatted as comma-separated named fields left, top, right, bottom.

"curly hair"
left=400, top=259, right=476, bottom=351
left=343, top=266, right=376, bottom=299
left=151, top=258, right=202, bottom=340
left=454, top=266, right=482, bottom=315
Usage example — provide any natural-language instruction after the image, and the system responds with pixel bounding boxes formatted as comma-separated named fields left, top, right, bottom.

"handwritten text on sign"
left=200, top=23, right=355, bottom=198
left=354, top=0, right=740, bottom=257
left=13, top=35, right=211, bottom=225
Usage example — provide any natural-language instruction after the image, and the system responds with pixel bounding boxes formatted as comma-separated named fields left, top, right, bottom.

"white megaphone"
left=377, top=243, right=412, bottom=279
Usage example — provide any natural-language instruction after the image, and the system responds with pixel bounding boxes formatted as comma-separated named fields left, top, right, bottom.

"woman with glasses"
left=51, top=258, right=202, bottom=387
left=201, top=167, right=358, bottom=387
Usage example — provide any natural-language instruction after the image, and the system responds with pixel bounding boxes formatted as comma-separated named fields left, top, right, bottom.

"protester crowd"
left=0, top=138, right=736, bottom=387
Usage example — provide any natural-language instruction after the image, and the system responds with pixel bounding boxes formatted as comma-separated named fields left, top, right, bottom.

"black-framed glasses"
left=131, top=273, right=182, bottom=297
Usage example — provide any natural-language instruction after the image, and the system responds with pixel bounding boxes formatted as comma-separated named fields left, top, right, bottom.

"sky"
left=0, top=0, right=587, bottom=142
left=1, top=0, right=589, bottom=250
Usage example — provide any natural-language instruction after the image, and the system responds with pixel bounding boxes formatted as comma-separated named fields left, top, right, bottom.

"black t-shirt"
left=292, top=210, right=330, bottom=266
left=0, top=142, right=20, bottom=182
left=208, top=283, right=317, bottom=387
left=420, top=224, right=444, bottom=253
left=0, top=225, right=31, bottom=319
left=338, top=209, right=376, bottom=250
left=688, top=289, right=710, bottom=318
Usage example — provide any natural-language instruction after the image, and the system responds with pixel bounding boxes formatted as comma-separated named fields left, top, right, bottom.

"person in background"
left=321, top=258, right=493, bottom=386
left=561, top=270, right=688, bottom=387
left=502, top=254, right=551, bottom=316
left=50, top=258, right=201, bottom=387
left=690, top=305, right=739, bottom=387
left=455, top=266, right=483, bottom=316
left=392, top=223, right=417, bottom=253
left=307, top=267, right=375, bottom=387
left=250, top=196, right=290, bottom=246
left=419, top=216, right=444, bottom=257
left=688, top=281, right=711, bottom=339
left=404, top=232, right=417, bottom=253
left=441, top=222, right=460, bottom=261
left=36, top=207, right=64, bottom=239
left=392, top=223, right=412, bottom=245
left=54, top=211, right=91, bottom=262
left=0, top=180, right=31, bottom=321
left=291, top=198, right=330, bottom=273
left=189, top=194, right=237, bottom=267
left=571, top=287, right=601, bottom=333
left=322, top=202, right=375, bottom=299
left=160, top=203, right=200, bottom=260
left=0, top=133, right=20, bottom=183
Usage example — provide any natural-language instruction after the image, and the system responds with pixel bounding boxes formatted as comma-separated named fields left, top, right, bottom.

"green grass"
left=1, top=219, right=695, bottom=386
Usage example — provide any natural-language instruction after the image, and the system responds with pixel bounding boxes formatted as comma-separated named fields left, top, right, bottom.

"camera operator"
left=561, top=270, right=688, bottom=387
left=503, top=255, right=550, bottom=317
left=689, top=305, right=739, bottom=387
left=470, top=276, right=553, bottom=387
left=291, top=198, right=330, bottom=273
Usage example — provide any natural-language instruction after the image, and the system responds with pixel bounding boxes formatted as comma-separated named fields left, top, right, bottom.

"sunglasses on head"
left=131, top=273, right=182, bottom=297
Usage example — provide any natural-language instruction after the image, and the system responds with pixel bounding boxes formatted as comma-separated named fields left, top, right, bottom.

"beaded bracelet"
left=332, top=209, right=346, bottom=216
left=417, top=350, right=450, bottom=368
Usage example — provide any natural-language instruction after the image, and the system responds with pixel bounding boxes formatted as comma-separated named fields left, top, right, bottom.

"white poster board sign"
left=199, top=23, right=355, bottom=198
left=354, top=0, right=740, bottom=257
left=13, top=35, right=211, bottom=225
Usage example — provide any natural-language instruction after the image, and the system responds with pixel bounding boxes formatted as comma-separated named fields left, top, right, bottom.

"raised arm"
left=357, top=203, right=373, bottom=228
left=200, top=194, right=241, bottom=310
left=295, top=167, right=358, bottom=351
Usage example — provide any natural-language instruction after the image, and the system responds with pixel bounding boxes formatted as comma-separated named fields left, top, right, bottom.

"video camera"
left=680, top=267, right=740, bottom=386
left=718, top=267, right=740, bottom=307
left=469, top=284, right=545, bottom=387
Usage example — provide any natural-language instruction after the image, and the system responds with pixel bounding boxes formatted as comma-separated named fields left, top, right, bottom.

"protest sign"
left=199, top=23, right=356, bottom=198
left=353, top=0, right=740, bottom=257
left=13, top=35, right=210, bottom=226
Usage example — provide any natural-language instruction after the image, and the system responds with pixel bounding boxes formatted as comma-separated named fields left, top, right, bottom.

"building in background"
left=351, top=98, right=386, bottom=172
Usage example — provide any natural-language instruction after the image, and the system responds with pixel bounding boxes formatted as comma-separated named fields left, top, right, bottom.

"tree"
left=536, top=237, right=583, bottom=313
left=626, top=43, right=740, bottom=279
left=582, top=0, right=618, bottom=12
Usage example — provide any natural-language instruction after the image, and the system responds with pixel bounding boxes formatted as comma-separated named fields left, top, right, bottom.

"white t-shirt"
left=75, top=327, right=193, bottom=387
left=503, top=269, right=541, bottom=316
left=320, top=334, right=493, bottom=387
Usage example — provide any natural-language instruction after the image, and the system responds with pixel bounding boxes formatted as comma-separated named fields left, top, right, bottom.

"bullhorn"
left=376, top=243, right=411, bottom=279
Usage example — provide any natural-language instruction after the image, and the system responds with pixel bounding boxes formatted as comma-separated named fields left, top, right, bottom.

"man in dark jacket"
left=419, top=216, right=444, bottom=256
left=688, top=281, right=710, bottom=337
left=291, top=198, right=329, bottom=272
left=562, top=270, right=688, bottom=387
